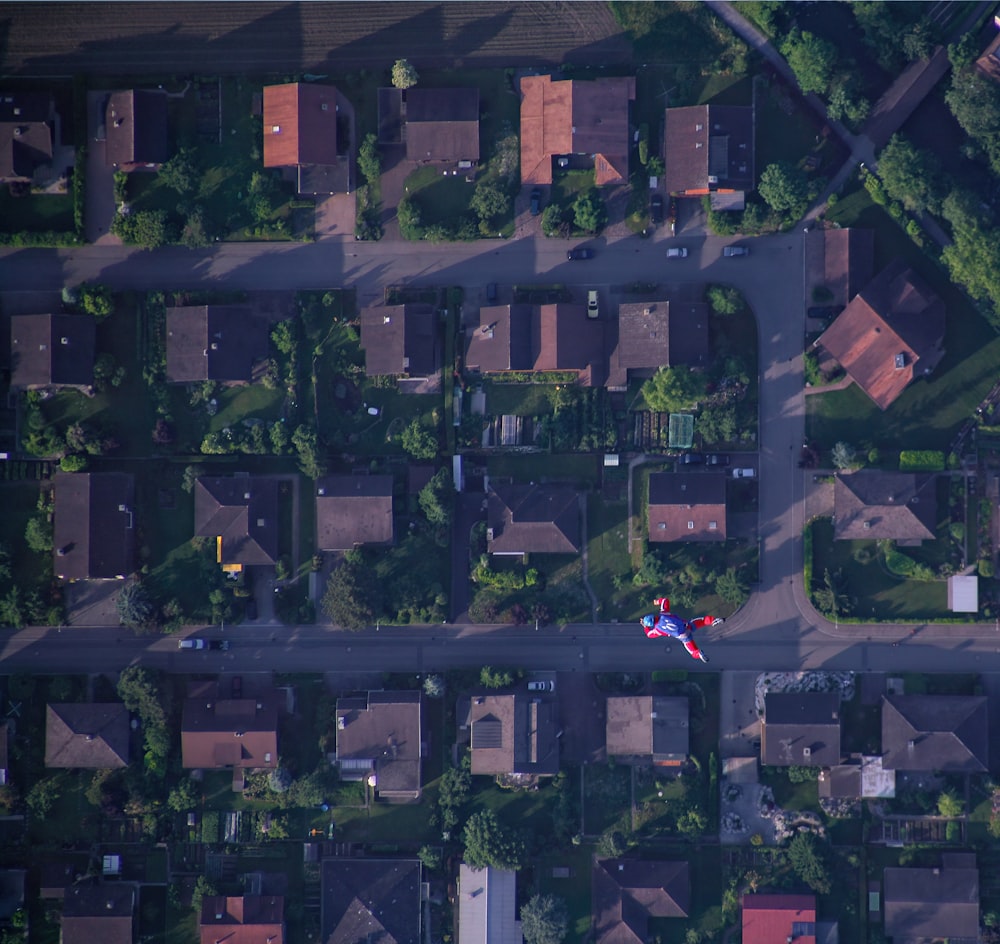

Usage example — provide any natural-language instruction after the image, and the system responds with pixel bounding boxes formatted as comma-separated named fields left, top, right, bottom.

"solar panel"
left=472, top=718, right=503, bottom=749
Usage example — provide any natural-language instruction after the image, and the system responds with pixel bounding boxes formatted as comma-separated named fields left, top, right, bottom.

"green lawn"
left=485, top=453, right=600, bottom=486
left=0, top=190, right=74, bottom=233
left=404, top=166, right=476, bottom=226
left=586, top=494, right=641, bottom=620
left=0, top=482, right=49, bottom=588
left=485, top=381, right=557, bottom=417
left=581, top=763, right=631, bottom=835
left=759, top=766, right=820, bottom=812
left=757, top=78, right=845, bottom=176
left=535, top=844, right=595, bottom=941
left=209, top=385, right=285, bottom=433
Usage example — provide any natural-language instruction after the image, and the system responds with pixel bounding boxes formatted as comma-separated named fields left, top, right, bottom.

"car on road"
left=209, top=639, right=230, bottom=651
left=567, top=248, right=594, bottom=261
left=733, top=467, right=755, bottom=478
left=679, top=453, right=704, bottom=465
left=650, top=193, right=664, bottom=224
left=706, top=454, right=731, bottom=466
left=723, top=245, right=749, bottom=257
left=587, top=290, right=599, bottom=319
left=530, top=188, right=542, bottom=215
left=666, top=246, right=688, bottom=259
left=527, top=680, right=555, bottom=692
left=178, top=638, right=207, bottom=650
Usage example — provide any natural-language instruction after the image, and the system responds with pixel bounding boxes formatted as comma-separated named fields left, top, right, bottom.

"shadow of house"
left=804, top=228, right=874, bottom=309
left=165, top=305, right=269, bottom=384
left=44, top=703, right=129, bottom=769
left=647, top=472, right=727, bottom=543
left=194, top=475, right=279, bottom=573
left=761, top=692, right=841, bottom=768
left=0, top=870, right=25, bottom=928
left=459, top=692, right=559, bottom=778
left=199, top=895, right=285, bottom=944
left=321, top=858, right=421, bottom=944
left=592, top=858, right=689, bottom=944
left=61, top=882, right=135, bottom=944
left=10, top=313, right=95, bottom=391
left=53, top=472, right=135, bottom=582
left=881, top=694, right=988, bottom=773
left=103, top=89, right=168, bottom=170
left=0, top=91, right=54, bottom=184
left=486, top=483, right=580, bottom=556
left=833, top=471, right=937, bottom=544
left=606, top=695, right=688, bottom=766
left=315, top=475, right=394, bottom=551
left=884, top=853, right=980, bottom=944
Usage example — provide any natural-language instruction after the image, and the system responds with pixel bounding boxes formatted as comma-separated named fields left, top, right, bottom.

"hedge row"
left=899, top=450, right=945, bottom=472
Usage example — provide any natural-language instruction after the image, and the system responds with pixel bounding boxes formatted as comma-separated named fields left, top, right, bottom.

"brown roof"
left=761, top=693, right=841, bottom=767
left=833, top=471, right=937, bottom=542
left=200, top=895, right=285, bottom=944
left=977, top=31, right=1000, bottom=82
left=321, top=858, right=421, bottom=944
left=405, top=87, right=480, bottom=162
left=608, top=299, right=709, bottom=387
left=592, top=858, right=689, bottom=944
left=535, top=303, right=606, bottom=384
left=881, top=695, right=988, bottom=772
left=817, top=258, right=946, bottom=410
left=464, top=693, right=560, bottom=777
left=464, top=304, right=534, bottom=373
left=181, top=683, right=279, bottom=770
left=263, top=83, right=338, bottom=168
left=165, top=305, right=268, bottom=383
left=606, top=696, right=688, bottom=763
left=487, top=484, right=580, bottom=555
left=648, top=472, right=727, bottom=542
left=45, top=703, right=129, bottom=769
left=360, top=303, right=438, bottom=377
left=315, top=475, right=394, bottom=551
left=335, top=691, right=422, bottom=799
left=62, top=883, right=135, bottom=944
left=10, top=313, right=95, bottom=389
left=194, top=476, right=279, bottom=566
left=53, top=472, right=136, bottom=581
left=884, top=855, right=980, bottom=942
left=0, top=91, right=53, bottom=182
left=804, top=228, right=875, bottom=308
left=663, top=104, right=754, bottom=196
left=104, top=89, right=168, bottom=167
left=519, top=74, right=635, bottom=186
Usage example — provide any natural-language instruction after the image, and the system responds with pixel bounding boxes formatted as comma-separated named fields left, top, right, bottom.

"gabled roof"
left=519, top=74, right=635, bottom=186
left=817, top=258, right=946, bottom=410
left=457, top=865, right=521, bottom=944
left=360, top=303, right=438, bottom=378
left=405, top=87, right=480, bottom=162
left=647, top=472, right=727, bottom=543
left=104, top=89, right=168, bottom=167
left=53, top=472, right=135, bottom=581
left=194, top=476, right=279, bottom=566
left=487, top=484, right=580, bottom=555
left=464, top=304, right=533, bottom=373
left=592, top=858, right=689, bottom=944
left=263, top=83, right=338, bottom=167
left=321, top=858, right=421, bottom=944
left=182, top=680, right=279, bottom=770
left=881, top=695, right=988, bottom=772
left=535, top=303, right=607, bottom=385
left=45, top=703, right=129, bottom=769
left=742, top=894, right=816, bottom=944
left=607, top=300, right=709, bottom=388
left=315, top=475, right=394, bottom=551
left=10, top=313, right=95, bottom=389
left=663, top=104, right=754, bottom=196
left=62, top=882, right=135, bottom=944
left=463, top=693, right=560, bottom=776
left=804, top=228, right=875, bottom=308
left=606, top=696, right=688, bottom=763
left=200, top=895, right=285, bottom=944
left=884, top=854, right=980, bottom=943
left=336, top=691, right=422, bottom=799
left=165, top=305, right=268, bottom=383
left=833, top=471, right=937, bottom=542
left=762, top=692, right=841, bottom=767
left=0, top=91, right=53, bottom=182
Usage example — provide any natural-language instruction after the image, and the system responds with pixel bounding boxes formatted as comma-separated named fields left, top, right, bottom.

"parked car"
left=732, top=467, right=755, bottom=478
left=178, top=638, right=207, bottom=650
left=527, top=680, right=555, bottom=692
left=587, top=290, right=599, bottom=319
left=486, top=282, right=498, bottom=302
left=666, top=247, right=688, bottom=259
left=706, top=454, right=731, bottom=466
left=679, top=453, right=705, bottom=465
left=208, top=639, right=230, bottom=651
left=567, top=248, right=594, bottom=261
left=650, top=193, right=664, bottom=224
left=723, top=245, right=749, bottom=257
left=530, top=188, right=542, bottom=216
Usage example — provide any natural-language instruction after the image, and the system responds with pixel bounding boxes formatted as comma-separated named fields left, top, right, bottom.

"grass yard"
left=587, top=494, right=642, bottom=620
left=0, top=190, right=74, bottom=233
left=404, top=166, right=476, bottom=226
left=759, top=766, right=820, bottom=812
left=485, top=453, right=600, bottom=487
left=28, top=770, right=103, bottom=845
left=581, top=762, right=632, bottom=835
left=535, top=843, right=595, bottom=941
left=468, top=775, right=563, bottom=837
left=208, top=385, right=285, bottom=434
left=485, top=381, right=557, bottom=417
left=756, top=78, right=846, bottom=178
left=0, top=482, right=49, bottom=588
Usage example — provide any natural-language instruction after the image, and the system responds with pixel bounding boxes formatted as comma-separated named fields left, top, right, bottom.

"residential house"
left=817, top=755, right=895, bottom=799
left=519, top=74, right=635, bottom=186
left=320, top=858, right=421, bottom=944
left=462, top=692, right=559, bottom=777
left=53, top=472, right=136, bottom=582
left=359, top=303, right=438, bottom=379
left=606, top=695, right=688, bottom=765
left=804, top=228, right=875, bottom=310
left=881, top=694, right=988, bottom=772
left=457, top=865, right=521, bottom=944
left=976, top=29, right=1000, bottom=82
left=194, top=475, right=279, bottom=572
left=487, top=483, right=580, bottom=556
left=647, top=472, right=727, bottom=543
left=761, top=693, right=841, bottom=767
left=741, top=894, right=816, bottom=944
left=61, top=883, right=135, bottom=944
left=815, top=259, right=946, bottom=410
left=403, top=87, right=480, bottom=164
left=884, top=853, right=980, bottom=944
left=833, top=471, right=937, bottom=544
left=335, top=691, right=422, bottom=801
left=262, top=82, right=347, bottom=195
left=104, top=89, right=169, bottom=169
left=200, top=895, right=285, bottom=944
left=662, top=104, right=755, bottom=209
left=592, top=858, right=689, bottom=944
left=464, top=304, right=532, bottom=374
left=315, top=475, right=394, bottom=551
left=165, top=305, right=268, bottom=384
left=45, top=703, right=129, bottom=769
left=0, top=91, right=54, bottom=184
left=10, top=313, right=95, bottom=391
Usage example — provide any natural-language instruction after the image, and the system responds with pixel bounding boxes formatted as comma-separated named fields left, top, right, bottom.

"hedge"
left=881, top=543, right=935, bottom=581
left=899, top=450, right=945, bottom=472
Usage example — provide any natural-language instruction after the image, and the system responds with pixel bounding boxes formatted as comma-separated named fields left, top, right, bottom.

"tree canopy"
left=392, top=59, right=419, bottom=89
left=321, top=550, right=379, bottom=631
left=462, top=810, right=527, bottom=871
left=788, top=832, right=831, bottom=894
left=877, top=135, right=940, bottom=212
left=520, top=895, right=569, bottom=944
left=780, top=29, right=838, bottom=96
left=400, top=419, right=438, bottom=460
left=573, top=188, right=607, bottom=234
left=641, top=366, right=702, bottom=414
left=116, top=582, right=154, bottom=629
left=758, top=161, right=809, bottom=215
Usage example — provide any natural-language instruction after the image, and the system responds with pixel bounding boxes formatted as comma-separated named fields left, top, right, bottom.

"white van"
left=732, top=468, right=755, bottom=479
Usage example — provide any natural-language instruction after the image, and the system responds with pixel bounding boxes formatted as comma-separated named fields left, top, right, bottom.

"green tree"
left=641, top=366, right=702, bottom=413
left=116, top=582, right=153, bottom=628
left=938, top=789, right=964, bottom=818
left=438, top=763, right=472, bottom=833
left=291, top=424, right=326, bottom=478
left=25, top=515, right=53, bottom=553
left=26, top=775, right=63, bottom=817
left=677, top=808, right=707, bottom=838
left=706, top=285, right=743, bottom=315
left=758, top=161, right=809, bottom=215
left=419, top=468, right=453, bottom=527
left=470, top=182, right=510, bottom=223
left=520, top=894, right=568, bottom=944
left=167, top=778, right=200, bottom=812
left=191, top=876, right=217, bottom=913
left=831, top=441, right=856, bottom=469
left=0, top=589, right=25, bottom=629
left=418, top=845, right=442, bottom=872
left=59, top=454, right=88, bottom=472
left=596, top=828, right=630, bottom=857
left=357, top=133, right=381, bottom=184
left=113, top=209, right=171, bottom=249
left=321, top=550, right=378, bottom=630
left=946, top=70, right=1000, bottom=173
left=714, top=567, right=748, bottom=606
left=400, top=419, right=438, bottom=459
left=813, top=568, right=850, bottom=618
left=788, top=765, right=819, bottom=783
left=781, top=29, right=838, bottom=95
left=78, top=282, right=114, bottom=319
left=788, top=832, right=831, bottom=893
left=572, top=188, right=607, bottom=234
left=159, top=147, right=199, bottom=195
left=877, top=135, right=940, bottom=212
left=392, top=59, right=419, bottom=89
left=462, top=809, right=527, bottom=870
left=423, top=674, right=445, bottom=698
left=480, top=666, right=513, bottom=689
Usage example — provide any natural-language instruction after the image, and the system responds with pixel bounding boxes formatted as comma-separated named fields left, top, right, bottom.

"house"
left=647, top=472, right=727, bottom=543
left=817, top=755, right=895, bottom=799
left=315, top=475, right=394, bottom=551
left=165, top=305, right=268, bottom=384
left=53, top=472, right=136, bottom=582
left=457, top=865, right=521, bottom=944
left=881, top=694, right=988, bottom=772
left=519, top=74, right=635, bottom=186
left=45, top=703, right=129, bottom=769
left=181, top=681, right=279, bottom=785
left=464, top=304, right=532, bottom=374
left=884, top=853, right=980, bottom=943
left=462, top=693, right=559, bottom=777
left=359, top=303, right=438, bottom=379
left=662, top=104, right=755, bottom=207
left=592, top=858, right=689, bottom=944
left=103, top=89, right=169, bottom=169
left=487, top=483, right=580, bottom=556
left=403, top=87, right=480, bottom=164
left=804, top=228, right=875, bottom=309
left=61, top=882, right=135, bottom=944
left=606, top=695, right=688, bottom=765
left=262, top=82, right=347, bottom=195
left=761, top=693, right=841, bottom=767
left=0, top=91, right=54, bottom=184
left=976, top=30, right=1000, bottom=82
left=194, top=475, right=279, bottom=572
left=335, top=691, right=422, bottom=801
left=815, top=259, right=946, bottom=410
left=200, top=895, right=285, bottom=944
left=741, top=894, right=816, bottom=944
left=833, top=471, right=937, bottom=544
left=320, top=858, right=421, bottom=944
left=10, top=313, right=95, bottom=391
left=948, top=574, right=979, bottom=613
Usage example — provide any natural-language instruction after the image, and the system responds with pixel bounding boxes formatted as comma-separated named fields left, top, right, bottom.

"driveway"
left=85, top=90, right=118, bottom=245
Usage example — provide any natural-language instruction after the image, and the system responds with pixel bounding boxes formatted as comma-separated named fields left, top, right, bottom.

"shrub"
left=899, top=450, right=945, bottom=472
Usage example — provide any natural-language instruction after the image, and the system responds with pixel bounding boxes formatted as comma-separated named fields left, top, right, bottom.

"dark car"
left=209, top=639, right=230, bottom=651
left=530, top=189, right=542, bottom=215
left=566, top=248, right=594, bottom=261
left=706, top=454, right=731, bottom=466
left=650, top=193, right=664, bottom=224
left=679, top=453, right=705, bottom=465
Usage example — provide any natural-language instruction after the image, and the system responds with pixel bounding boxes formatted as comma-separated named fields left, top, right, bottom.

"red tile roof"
left=487, top=483, right=580, bottom=555
left=181, top=684, right=278, bottom=770
left=360, top=303, right=438, bottom=377
left=263, top=83, right=338, bottom=168
left=648, top=472, right=727, bottom=542
left=741, top=894, right=816, bottom=944
left=200, top=895, right=284, bottom=944
left=53, top=472, right=135, bottom=582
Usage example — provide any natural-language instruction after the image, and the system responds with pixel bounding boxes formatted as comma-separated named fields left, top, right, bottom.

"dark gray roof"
left=405, top=87, right=480, bottom=162
left=104, top=89, right=168, bottom=166
left=592, top=859, right=689, bottom=944
left=487, top=484, right=580, bottom=555
left=884, top=857, right=979, bottom=942
left=53, top=472, right=135, bottom=581
left=193, top=476, right=279, bottom=566
left=647, top=472, right=727, bottom=543
left=360, top=303, right=438, bottom=377
left=762, top=693, right=841, bottom=767
left=881, top=695, right=988, bottom=772
left=315, top=475, right=394, bottom=551
left=606, top=696, right=688, bottom=762
left=663, top=104, right=754, bottom=195
left=833, top=471, right=937, bottom=542
left=0, top=91, right=53, bottom=181
left=165, top=305, right=268, bottom=383
left=321, top=858, right=421, bottom=944
left=45, top=703, right=129, bottom=769
left=10, top=313, right=95, bottom=389
left=464, top=693, right=560, bottom=776
left=62, top=882, right=135, bottom=944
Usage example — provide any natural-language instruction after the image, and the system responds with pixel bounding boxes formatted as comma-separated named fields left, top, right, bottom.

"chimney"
left=802, top=746, right=811, bottom=758
left=60, top=337, right=69, bottom=345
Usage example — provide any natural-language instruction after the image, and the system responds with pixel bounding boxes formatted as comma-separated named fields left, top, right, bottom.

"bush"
left=899, top=450, right=945, bottom=472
